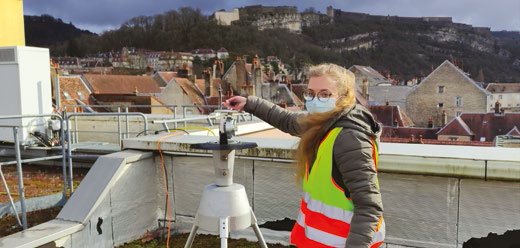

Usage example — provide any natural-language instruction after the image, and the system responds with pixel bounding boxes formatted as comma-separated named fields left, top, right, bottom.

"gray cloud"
left=24, top=0, right=520, bottom=33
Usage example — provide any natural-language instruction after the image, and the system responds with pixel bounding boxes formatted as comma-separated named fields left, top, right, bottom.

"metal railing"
left=64, top=112, right=148, bottom=192
left=0, top=106, right=255, bottom=229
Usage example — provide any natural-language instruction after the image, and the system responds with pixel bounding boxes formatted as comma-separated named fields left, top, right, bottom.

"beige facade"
left=406, top=60, right=489, bottom=127
left=437, top=135, right=471, bottom=142
left=214, top=9, right=240, bottom=25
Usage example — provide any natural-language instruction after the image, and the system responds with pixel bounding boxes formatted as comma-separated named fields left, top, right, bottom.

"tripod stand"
left=184, top=113, right=267, bottom=248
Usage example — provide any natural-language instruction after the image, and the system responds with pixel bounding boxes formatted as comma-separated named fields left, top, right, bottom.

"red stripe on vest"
left=291, top=222, right=334, bottom=248
left=301, top=200, right=351, bottom=238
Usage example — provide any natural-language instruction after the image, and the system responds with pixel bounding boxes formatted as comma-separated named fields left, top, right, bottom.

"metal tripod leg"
left=184, top=214, right=199, bottom=248
left=219, top=217, right=230, bottom=248
left=250, top=208, right=268, bottom=248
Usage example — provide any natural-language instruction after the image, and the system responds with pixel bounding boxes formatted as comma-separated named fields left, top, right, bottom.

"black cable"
left=135, top=129, right=190, bottom=137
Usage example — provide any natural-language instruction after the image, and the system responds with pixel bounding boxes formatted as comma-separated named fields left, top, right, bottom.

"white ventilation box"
left=0, top=46, right=52, bottom=144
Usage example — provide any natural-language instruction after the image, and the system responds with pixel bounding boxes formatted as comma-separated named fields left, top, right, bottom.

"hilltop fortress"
left=214, top=5, right=491, bottom=35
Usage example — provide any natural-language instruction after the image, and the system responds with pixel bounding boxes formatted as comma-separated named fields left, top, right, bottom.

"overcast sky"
left=24, top=0, right=520, bottom=34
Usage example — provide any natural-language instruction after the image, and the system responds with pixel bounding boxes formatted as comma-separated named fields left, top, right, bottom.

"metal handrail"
left=64, top=112, right=148, bottom=192
left=0, top=126, right=64, bottom=230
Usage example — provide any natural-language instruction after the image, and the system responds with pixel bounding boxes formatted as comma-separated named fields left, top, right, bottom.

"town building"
left=406, top=60, right=489, bottom=127
left=485, top=83, right=520, bottom=112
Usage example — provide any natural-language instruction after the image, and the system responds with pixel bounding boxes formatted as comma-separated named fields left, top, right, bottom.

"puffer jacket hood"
left=333, top=104, right=382, bottom=139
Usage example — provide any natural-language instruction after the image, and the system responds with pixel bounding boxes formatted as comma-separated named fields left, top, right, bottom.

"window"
left=438, top=86, right=445, bottom=93
left=63, top=91, right=72, bottom=100
left=499, top=95, right=503, bottom=99
left=455, top=96, right=463, bottom=107
left=438, top=103, right=444, bottom=108
left=490, top=95, right=494, bottom=100
left=449, top=137, right=459, bottom=141
left=77, top=92, right=85, bottom=100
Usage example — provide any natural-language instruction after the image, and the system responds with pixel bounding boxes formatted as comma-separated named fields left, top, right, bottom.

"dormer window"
left=63, top=91, right=72, bottom=100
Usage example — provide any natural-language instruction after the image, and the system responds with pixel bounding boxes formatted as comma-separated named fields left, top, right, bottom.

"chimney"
left=418, top=135, right=424, bottom=144
left=212, top=62, right=217, bottom=79
left=235, top=57, right=247, bottom=95
left=385, top=101, right=389, bottom=106
left=362, top=79, right=369, bottom=99
left=409, top=134, right=415, bottom=143
left=252, top=54, right=262, bottom=97
left=203, top=68, right=212, bottom=97
left=494, top=101, right=501, bottom=114
left=427, top=117, right=434, bottom=128
left=441, top=110, right=447, bottom=126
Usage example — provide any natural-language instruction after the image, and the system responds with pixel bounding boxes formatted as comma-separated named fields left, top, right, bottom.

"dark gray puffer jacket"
left=244, top=96, right=384, bottom=248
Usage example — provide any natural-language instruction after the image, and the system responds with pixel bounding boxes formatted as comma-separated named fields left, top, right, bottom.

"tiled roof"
left=485, top=83, right=520, bottom=93
left=380, top=137, right=493, bottom=147
left=437, top=113, right=520, bottom=141
left=381, top=126, right=440, bottom=139
left=173, top=77, right=208, bottom=114
left=194, top=79, right=206, bottom=94
left=369, top=105, right=414, bottom=127
left=91, top=94, right=171, bottom=114
left=436, top=117, right=474, bottom=136
left=217, top=47, right=228, bottom=53
left=83, top=74, right=162, bottom=94
left=59, top=76, right=92, bottom=109
left=349, top=65, right=389, bottom=82
left=157, top=72, right=177, bottom=85
left=506, top=126, right=520, bottom=136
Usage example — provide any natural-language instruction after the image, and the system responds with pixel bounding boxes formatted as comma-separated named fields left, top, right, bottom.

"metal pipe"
left=0, top=165, right=22, bottom=227
left=0, top=155, right=63, bottom=166
left=117, top=107, right=122, bottom=146
left=66, top=119, right=74, bottom=193
left=125, top=107, right=129, bottom=138
left=60, top=112, right=68, bottom=200
left=13, top=127, right=28, bottom=230
left=183, top=106, right=187, bottom=127
left=73, top=116, right=79, bottom=143
left=66, top=112, right=148, bottom=137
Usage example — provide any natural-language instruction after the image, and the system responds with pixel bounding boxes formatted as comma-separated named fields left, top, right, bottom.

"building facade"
left=406, top=60, right=489, bottom=127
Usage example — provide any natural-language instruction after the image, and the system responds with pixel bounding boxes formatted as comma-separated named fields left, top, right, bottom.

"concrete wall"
left=167, top=154, right=520, bottom=248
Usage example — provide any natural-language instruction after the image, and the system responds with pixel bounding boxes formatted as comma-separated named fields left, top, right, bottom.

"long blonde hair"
left=295, top=63, right=356, bottom=180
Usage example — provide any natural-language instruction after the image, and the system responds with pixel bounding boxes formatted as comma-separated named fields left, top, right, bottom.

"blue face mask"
left=305, top=98, right=336, bottom=113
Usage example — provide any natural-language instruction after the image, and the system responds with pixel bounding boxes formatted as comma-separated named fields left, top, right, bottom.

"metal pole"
left=117, top=107, right=122, bottom=146
left=55, top=74, right=61, bottom=110
left=0, top=166, right=22, bottom=227
left=13, top=127, right=28, bottom=230
left=183, top=106, right=187, bottom=127
left=73, top=115, right=78, bottom=143
left=125, top=107, right=129, bottom=138
left=61, top=112, right=68, bottom=199
left=66, top=119, right=74, bottom=193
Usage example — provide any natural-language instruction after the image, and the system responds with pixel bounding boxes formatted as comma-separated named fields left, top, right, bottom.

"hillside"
left=24, top=15, right=96, bottom=56
left=24, top=8, right=520, bottom=82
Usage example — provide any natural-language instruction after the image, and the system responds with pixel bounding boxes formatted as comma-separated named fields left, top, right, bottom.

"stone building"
left=485, top=83, right=520, bottom=113
left=406, top=60, right=489, bottom=127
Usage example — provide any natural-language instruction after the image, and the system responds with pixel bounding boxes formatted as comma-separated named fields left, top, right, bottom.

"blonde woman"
left=223, top=63, right=385, bottom=248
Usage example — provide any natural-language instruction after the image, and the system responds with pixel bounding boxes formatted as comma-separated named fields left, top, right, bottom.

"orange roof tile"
left=83, top=74, right=161, bottom=94
left=59, top=76, right=92, bottom=108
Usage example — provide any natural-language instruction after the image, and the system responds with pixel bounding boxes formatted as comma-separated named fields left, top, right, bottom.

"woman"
left=223, top=63, right=385, bottom=248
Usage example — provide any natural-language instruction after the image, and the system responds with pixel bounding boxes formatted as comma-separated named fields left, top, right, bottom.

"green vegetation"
left=24, top=8, right=520, bottom=82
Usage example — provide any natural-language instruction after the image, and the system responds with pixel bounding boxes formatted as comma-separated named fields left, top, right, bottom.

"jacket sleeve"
left=333, top=129, right=384, bottom=248
left=244, top=96, right=307, bottom=136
